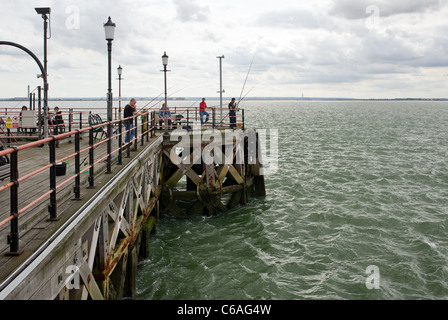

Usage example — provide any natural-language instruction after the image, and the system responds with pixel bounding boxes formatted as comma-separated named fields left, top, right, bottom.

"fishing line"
left=237, top=51, right=256, bottom=106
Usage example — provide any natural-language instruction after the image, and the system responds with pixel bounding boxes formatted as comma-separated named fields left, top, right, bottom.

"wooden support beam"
left=124, top=246, right=138, bottom=299
left=227, top=191, right=242, bottom=209
left=79, top=261, right=104, bottom=300
left=108, top=251, right=128, bottom=300
left=227, top=165, right=244, bottom=185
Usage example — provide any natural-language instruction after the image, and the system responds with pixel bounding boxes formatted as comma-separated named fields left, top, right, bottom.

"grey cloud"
left=172, top=0, right=210, bottom=22
left=256, top=9, right=323, bottom=29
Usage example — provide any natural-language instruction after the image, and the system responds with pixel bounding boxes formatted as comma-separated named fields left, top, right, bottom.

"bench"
left=88, top=114, right=107, bottom=140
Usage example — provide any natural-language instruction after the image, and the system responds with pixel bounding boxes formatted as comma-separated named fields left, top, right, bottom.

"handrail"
left=0, top=106, right=245, bottom=255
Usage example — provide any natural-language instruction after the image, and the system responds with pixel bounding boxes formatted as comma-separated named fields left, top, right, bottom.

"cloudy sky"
left=1, top=0, right=448, bottom=99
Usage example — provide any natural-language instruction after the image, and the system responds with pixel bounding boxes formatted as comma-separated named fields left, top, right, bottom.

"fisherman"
left=228, top=98, right=237, bottom=129
left=199, top=98, right=209, bottom=125
left=124, top=98, right=137, bottom=143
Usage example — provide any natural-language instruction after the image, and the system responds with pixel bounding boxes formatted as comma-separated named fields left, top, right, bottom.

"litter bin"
left=55, top=162, right=67, bottom=176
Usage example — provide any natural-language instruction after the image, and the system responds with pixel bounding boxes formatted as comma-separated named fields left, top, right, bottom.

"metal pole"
left=88, top=128, right=94, bottom=188
left=217, top=55, right=224, bottom=123
left=0, top=42, right=48, bottom=141
left=43, top=14, right=49, bottom=141
left=118, top=119, right=122, bottom=165
left=6, top=148, right=22, bottom=256
left=164, top=65, right=168, bottom=111
left=74, top=130, right=81, bottom=200
left=49, top=137, right=58, bottom=221
left=106, top=40, right=113, bottom=174
left=37, top=86, right=42, bottom=135
left=118, top=73, right=122, bottom=120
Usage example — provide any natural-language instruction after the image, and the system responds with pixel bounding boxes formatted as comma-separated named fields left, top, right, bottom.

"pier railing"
left=0, top=108, right=89, bottom=143
left=0, top=106, right=244, bottom=255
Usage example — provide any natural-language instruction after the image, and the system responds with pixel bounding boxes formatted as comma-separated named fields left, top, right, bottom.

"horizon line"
left=1, top=96, right=448, bottom=102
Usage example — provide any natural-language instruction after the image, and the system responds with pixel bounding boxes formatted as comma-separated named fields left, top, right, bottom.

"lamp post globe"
left=104, top=16, right=116, bottom=41
left=162, top=52, right=169, bottom=67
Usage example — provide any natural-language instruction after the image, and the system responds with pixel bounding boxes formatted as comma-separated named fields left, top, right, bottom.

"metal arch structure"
left=0, top=41, right=49, bottom=140
left=0, top=136, right=164, bottom=300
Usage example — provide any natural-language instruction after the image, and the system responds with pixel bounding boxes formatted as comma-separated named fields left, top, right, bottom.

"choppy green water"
left=135, top=101, right=448, bottom=300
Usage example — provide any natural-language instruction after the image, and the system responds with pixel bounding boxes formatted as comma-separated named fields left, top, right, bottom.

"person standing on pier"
left=159, top=103, right=172, bottom=129
left=19, top=106, right=27, bottom=133
left=229, top=98, right=237, bottom=129
left=124, top=98, right=137, bottom=143
left=199, top=98, right=210, bottom=125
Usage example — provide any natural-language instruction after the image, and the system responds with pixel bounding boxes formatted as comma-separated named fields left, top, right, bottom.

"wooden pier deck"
left=0, top=116, right=266, bottom=300
left=0, top=128, right=162, bottom=298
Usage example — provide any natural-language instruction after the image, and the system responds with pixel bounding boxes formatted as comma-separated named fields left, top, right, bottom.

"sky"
left=1, top=0, right=448, bottom=99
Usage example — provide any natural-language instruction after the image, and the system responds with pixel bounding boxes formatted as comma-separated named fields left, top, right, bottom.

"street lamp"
left=35, top=7, right=51, bottom=140
left=104, top=16, right=116, bottom=174
left=117, top=65, right=123, bottom=120
left=161, top=52, right=169, bottom=111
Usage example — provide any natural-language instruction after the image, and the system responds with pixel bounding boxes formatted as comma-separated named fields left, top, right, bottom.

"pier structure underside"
left=159, top=129, right=266, bottom=218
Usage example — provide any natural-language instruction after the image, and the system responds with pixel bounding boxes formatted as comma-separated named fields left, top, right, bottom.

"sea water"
left=134, top=100, right=448, bottom=300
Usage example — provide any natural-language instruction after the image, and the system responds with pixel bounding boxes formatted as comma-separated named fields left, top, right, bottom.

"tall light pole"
left=161, top=52, right=169, bottom=110
left=117, top=65, right=123, bottom=120
left=104, top=16, right=116, bottom=174
left=35, top=7, right=51, bottom=140
left=217, top=55, right=225, bottom=123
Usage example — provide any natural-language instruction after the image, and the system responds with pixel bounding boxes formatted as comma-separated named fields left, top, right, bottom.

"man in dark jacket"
left=124, top=98, right=137, bottom=143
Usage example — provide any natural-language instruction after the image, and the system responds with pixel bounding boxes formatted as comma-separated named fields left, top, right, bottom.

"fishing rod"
left=139, top=86, right=185, bottom=112
left=237, top=52, right=256, bottom=106
left=176, top=97, right=203, bottom=117
left=238, top=86, right=255, bottom=106
left=214, top=86, right=254, bottom=126
left=139, top=86, right=175, bottom=111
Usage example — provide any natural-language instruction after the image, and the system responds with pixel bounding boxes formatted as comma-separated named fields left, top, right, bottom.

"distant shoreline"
left=1, top=97, right=448, bottom=102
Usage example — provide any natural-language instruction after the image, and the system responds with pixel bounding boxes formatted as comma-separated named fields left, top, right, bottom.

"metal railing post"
left=126, top=118, right=131, bottom=158
left=6, top=147, right=22, bottom=256
left=151, top=111, right=155, bottom=138
left=88, top=128, right=95, bottom=188
left=145, top=112, right=149, bottom=142
left=69, top=108, right=73, bottom=133
left=106, top=119, right=112, bottom=174
left=187, top=110, right=189, bottom=131
left=48, top=136, right=58, bottom=221
left=118, top=119, right=123, bottom=165
left=134, top=116, right=138, bottom=151
left=74, top=130, right=81, bottom=200
left=54, top=124, right=59, bottom=148
left=141, top=115, right=144, bottom=147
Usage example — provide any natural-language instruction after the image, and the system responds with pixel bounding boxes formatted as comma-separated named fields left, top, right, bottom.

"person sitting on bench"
left=53, top=106, right=65, bottom=133
left=159, top=103, right=172, bottom=129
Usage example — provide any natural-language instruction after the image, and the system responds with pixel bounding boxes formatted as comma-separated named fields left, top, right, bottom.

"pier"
left=0, top=108, right=266, bottom=300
